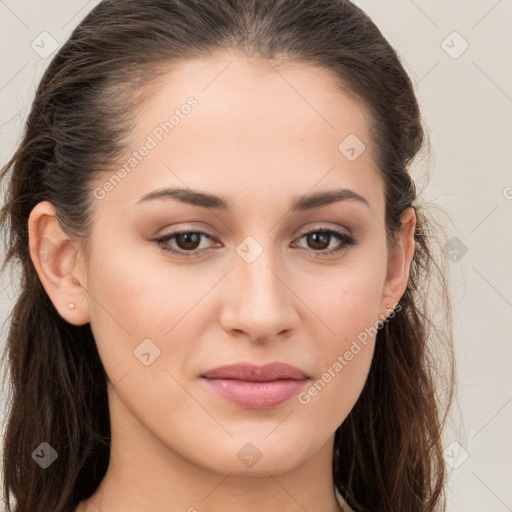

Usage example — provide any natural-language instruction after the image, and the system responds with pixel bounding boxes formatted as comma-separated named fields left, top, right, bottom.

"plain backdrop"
left=0, top=1, right=511, bottom=511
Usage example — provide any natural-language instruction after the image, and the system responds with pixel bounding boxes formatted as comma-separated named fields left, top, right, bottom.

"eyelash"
left=153, top=227, right=357, bottom=259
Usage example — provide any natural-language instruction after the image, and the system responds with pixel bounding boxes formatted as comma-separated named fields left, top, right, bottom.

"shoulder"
left=334, top=485, right=355, bottom=512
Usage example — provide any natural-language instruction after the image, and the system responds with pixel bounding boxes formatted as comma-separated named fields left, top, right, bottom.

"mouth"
left=200, top=362, right=310, bottom=409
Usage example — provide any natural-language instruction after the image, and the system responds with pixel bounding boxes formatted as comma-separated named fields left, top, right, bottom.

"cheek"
left=301, top=253, right=387, bottom=344
left=297, top=336, right=375, bottom=440
left=84, top=235, right=198, bottom=380
left=295, top=254, right=386, bottom=419
left=295, top=274, right=382, bottom=432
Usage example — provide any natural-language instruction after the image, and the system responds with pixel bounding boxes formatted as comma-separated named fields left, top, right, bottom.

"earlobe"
left=379, top=207, right=417, bottom=317
left=28, top=201, right=91, bottom=326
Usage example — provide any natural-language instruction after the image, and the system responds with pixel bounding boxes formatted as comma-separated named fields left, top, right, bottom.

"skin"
left=28, top=50, right=416, bottom=512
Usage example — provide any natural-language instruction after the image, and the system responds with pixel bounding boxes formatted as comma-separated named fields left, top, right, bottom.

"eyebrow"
left=136, top=186, right=370, bottom=211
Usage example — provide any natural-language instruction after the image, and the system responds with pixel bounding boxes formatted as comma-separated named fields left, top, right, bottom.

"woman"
left=0, top=1, right=455, bottom=511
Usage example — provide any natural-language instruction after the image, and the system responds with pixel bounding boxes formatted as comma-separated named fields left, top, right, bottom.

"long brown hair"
left=0, top=1, right=455, bottom=511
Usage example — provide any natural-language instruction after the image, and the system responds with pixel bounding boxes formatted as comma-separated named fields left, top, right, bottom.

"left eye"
left=292, top=229, right=356, bottom=255
left=153, top=228, right=357, bottom=258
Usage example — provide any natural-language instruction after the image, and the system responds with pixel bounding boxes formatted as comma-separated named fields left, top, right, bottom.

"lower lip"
left=202, top=378, right=309, bottom=409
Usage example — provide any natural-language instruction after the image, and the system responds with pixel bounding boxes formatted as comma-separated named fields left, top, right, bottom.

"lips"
left=201, top=362, right=310, bottom=381
left=201, top=362, right=310, bottom=409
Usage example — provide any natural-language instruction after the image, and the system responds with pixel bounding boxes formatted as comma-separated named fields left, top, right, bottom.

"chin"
left=187, top=434, right=319, bottom=477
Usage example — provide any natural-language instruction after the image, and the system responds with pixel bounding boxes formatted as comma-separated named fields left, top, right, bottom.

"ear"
left=28, top=201, right=91, bottom=326
left=380, top=207, right=416, bottom=318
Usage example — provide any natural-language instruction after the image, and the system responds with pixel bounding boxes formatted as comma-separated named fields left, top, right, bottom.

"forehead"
left=93, top=50, right=385, bottom=218
left=142, top=51, right=373, bottom=151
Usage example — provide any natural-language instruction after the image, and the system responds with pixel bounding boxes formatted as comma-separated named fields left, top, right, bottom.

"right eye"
left=153, top=230, right=219, bottom=258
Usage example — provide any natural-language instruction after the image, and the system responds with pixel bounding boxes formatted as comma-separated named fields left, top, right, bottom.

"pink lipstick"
left=201, top=362, right=310, bottom=409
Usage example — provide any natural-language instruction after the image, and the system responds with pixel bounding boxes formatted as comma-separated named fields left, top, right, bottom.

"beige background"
left=1, top=1, right=511, bottom=510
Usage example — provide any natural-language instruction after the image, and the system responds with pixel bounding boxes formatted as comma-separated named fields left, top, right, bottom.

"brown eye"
left=293, top=228, right=357, bottom=257
left=305, top=231, right=331, bottom=251
left=174, top=232, right=202, bottom=251
left=154, top=230, right=217, bottom=257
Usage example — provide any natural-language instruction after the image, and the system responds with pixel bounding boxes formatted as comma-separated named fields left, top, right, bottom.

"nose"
left=219, top=246, right=300, bottom=343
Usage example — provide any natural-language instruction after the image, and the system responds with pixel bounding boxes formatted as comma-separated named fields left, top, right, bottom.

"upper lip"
left=202, top=362, right=310, bottom=382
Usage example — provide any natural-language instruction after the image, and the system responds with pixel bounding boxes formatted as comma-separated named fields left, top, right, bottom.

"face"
left=31, top=50, right=415, bottom=478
